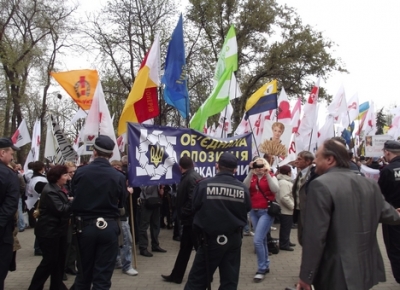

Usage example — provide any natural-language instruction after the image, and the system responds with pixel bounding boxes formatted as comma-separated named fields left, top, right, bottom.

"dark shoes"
left=173, top=236, right=181, bottom=242
left=63, top=272, right=68, bottom=281
left=140, top=249, right=153, bottom=257
left=289, top=242, right=296, bottom=247
left=161, top=274, right=182, bottom=284
left=280, top=246, right=294, bottom=251
left=152, top=246, right=167, bottom=253
left=65, top=268, right=78, bottom=275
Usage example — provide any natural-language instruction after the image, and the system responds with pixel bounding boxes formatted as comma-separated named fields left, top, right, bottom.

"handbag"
left=144, top=196, right=162, bottom=209
left=256, top=178, right=281, bottom=217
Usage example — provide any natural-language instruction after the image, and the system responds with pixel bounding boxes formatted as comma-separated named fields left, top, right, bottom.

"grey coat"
left=300, top=167, right=400, bottom=290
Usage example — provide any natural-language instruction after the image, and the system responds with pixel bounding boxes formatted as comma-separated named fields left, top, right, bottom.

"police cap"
left=383, top=140, right=400, bottom=152
left=218, top=152, right=238, bottom=168
left=93, top=135, right=115, bottom=153
left=0, top=137, right=20, bottom=151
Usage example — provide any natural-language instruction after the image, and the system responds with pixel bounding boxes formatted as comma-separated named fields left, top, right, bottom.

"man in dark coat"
left=0, top=138, right=20, bottom=290
left=161, top=156, right=202, bottom=284
left=297, top=139, right=400, bottom=290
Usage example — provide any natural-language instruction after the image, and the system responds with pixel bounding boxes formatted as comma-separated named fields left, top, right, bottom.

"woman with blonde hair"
left=243, top=157, right=279, bottom=283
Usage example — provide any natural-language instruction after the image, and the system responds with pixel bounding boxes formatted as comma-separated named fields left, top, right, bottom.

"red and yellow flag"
left=118, top=36, right=160, bottom=136
left=50, top=70, right=99, bottom=110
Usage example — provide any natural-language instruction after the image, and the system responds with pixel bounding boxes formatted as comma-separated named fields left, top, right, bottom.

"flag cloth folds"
left=189, top=25, right=238, bottom=131
left=11, top=119, right=31, bottom=147
left=357, top=101, right=370, bottom=120
left=245, top=80, right=278, bottom=118
left=362, top=101, right=376, bottom=136
left=162, top=14, right=189, bottom=119
left=23, top=119, right=41, bottom=172
left=341, top=94, right=359, bottom=129
left=118, top=35, right=160, bottom=135
left=51, top=70, right=99, bottom=110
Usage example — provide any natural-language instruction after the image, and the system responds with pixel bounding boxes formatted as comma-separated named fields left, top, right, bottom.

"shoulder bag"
left=256, top=178, right=281, bottom=217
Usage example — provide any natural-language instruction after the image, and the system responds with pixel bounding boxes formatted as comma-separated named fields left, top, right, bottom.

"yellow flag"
left=51, top=70, right=99, bottom=110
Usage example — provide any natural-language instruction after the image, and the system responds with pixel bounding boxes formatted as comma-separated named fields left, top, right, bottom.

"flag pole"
left=247, top=114, right=261, bottom=157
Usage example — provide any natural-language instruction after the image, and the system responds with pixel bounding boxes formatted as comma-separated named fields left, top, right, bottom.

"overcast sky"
left=278, top=0, right=400, bottom=111
left=69, top=0, right=399, bottom=113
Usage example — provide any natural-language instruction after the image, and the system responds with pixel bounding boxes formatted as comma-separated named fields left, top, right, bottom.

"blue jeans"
left=18, top=198, right=26, bottom=231
left=250, top=209, right=274, bottom=272
left=117, top=220, right=133, bottom=271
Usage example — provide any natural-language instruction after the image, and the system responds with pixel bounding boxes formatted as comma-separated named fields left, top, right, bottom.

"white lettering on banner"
left=51, top=117, right=78, bottom=162
left=206, top=183, right=245, bottom=202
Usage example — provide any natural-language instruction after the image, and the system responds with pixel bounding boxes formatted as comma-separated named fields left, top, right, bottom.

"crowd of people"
left=2, top=134, right=400, bottom=290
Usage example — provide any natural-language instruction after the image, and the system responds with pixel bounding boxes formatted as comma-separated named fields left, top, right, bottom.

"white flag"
left=342, top=94, right=359, bottom=129
left=24, top=119, right=41, bottom=172
left=82, top=81, right=121, bottom=161
left=327, top=85, right=347, bottom=124
left=44, top=116, right=64, bottom=164
left=11, top=119, right=31, bottom=147
left=362, top=101, right=377, bottom=136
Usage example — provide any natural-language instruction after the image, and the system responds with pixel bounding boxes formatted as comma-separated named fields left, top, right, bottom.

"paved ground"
left=5, top=224, right=400, bottom=290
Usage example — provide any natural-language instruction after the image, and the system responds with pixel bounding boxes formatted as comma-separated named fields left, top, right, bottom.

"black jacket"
left=378, top=156, right=400, bottom=208
left=71, top=158, right=127, bottom=220
left=35, top=183, right=72, bottom=238
left=0, top=162, right=19, bottom=245
left=176, top=168, right=202, bottom=225
left=192, top=171, right=251, bottom=236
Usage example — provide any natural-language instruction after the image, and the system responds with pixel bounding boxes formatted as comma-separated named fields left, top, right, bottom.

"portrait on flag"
left=127, top=123, right=252, bottom=186
left=258, top=120, right=293, bottom=159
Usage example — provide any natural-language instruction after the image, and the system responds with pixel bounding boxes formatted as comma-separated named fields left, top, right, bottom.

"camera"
left=252, top=163, right=264, bottom=169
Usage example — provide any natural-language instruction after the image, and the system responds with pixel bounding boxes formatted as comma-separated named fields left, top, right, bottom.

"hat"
left=279, top=165, right=291, bottom=175
left=93, top=135, right=115, bottom=153
left=383, top=140, right=400, bottom=151
left=218, top=152, right=238, bottom=168
left=0, top=137, right=20, bottom=151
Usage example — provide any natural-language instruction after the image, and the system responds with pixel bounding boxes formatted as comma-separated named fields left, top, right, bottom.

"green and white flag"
left=190, top=25, right=238, bottom=131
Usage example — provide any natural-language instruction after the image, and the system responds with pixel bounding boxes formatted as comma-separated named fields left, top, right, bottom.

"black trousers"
left=65, top=223, right=77, bottom=271
left=382, top=223, right=400, bottom=283
left=28, top=235, right=68, bottom=290
left=169, top=225, right=198, bottom=282
left=73, top=220, right=119, bottom=290
left=184, top=231, right=242, bottom=290
left=278, top=214, right=293, bottom=248
left=0, top=242, right=13, bottom=290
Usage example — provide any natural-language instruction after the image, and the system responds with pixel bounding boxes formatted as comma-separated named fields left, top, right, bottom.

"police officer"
left=71, top=135, right=127, bottom=290
left=0, top=138, right=20, bottom=290
left=379, top=140, right=400, bottom=284
left=184, top=152, right=251, bottom=290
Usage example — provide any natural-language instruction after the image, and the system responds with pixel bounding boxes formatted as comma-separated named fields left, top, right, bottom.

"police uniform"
left=71, top=135, right=127, bottom=290
left=378, top=140, right=400, bottom=283
left=0, top=138, right=20, bottom=290
left=184, top=153, right=251, bottom=290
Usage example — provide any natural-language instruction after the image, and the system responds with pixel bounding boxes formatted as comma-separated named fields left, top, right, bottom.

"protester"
left=276, top=165, right=295, bottom=251
left=0, top=138, right=20, bottom=290
left=184, top=152, right=251, bottom=290
left=243, top=157, right=279, bottom=283
left=28, top=165, right=72, bottom=290
left=162, top=156, right=202, bottom=284
left=297, top=139, right=400, bottom=290
left=378, top=140, right=400, bottom=284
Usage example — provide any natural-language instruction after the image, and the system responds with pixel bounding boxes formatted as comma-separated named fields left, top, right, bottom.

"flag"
left=70, top=108, right=88, bottom=125
left=11, top=119, right=31, bottom=147
left=291, top=97, right=301, bottom=134
left=24, top=119, right=41, bottom=172
left=276, top=87, right=292, bottom=124
left=215, top=102, right=234, bottom=138
left=342, top=94, right=359, bottom=129
left=362, top=101, right=376, bottom=136
left=162, top=14, right=189, bottom=119
left=357, top=101, right=370, bottom=120
left=341, top=122, right=355, bottom=146
left=51, top=70, right=99, bottom=110
left=245, top=80, right=278, bottom=118
left=317, top=115, right=335, bottom=147
left=83, top=81, right=121, bottom=161
left=327, top=85, right=347, bottom=123
left=45, top=116, right=64, bottom=164
left=118, top=35, right=160, bottom=135
left=296, top=79, right=320, bottom=149
left=190, top=26, right=238, bottom=131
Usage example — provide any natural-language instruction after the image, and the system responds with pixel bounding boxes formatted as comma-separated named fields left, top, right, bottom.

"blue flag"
left=162, top=14, right=189, bottom=119
left=341, top=121, right=355, bottom=146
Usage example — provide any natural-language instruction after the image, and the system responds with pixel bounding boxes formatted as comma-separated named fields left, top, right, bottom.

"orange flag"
left=51, top=70, right=99, bottom=110
left=118, top=35, right=160, bottom=136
